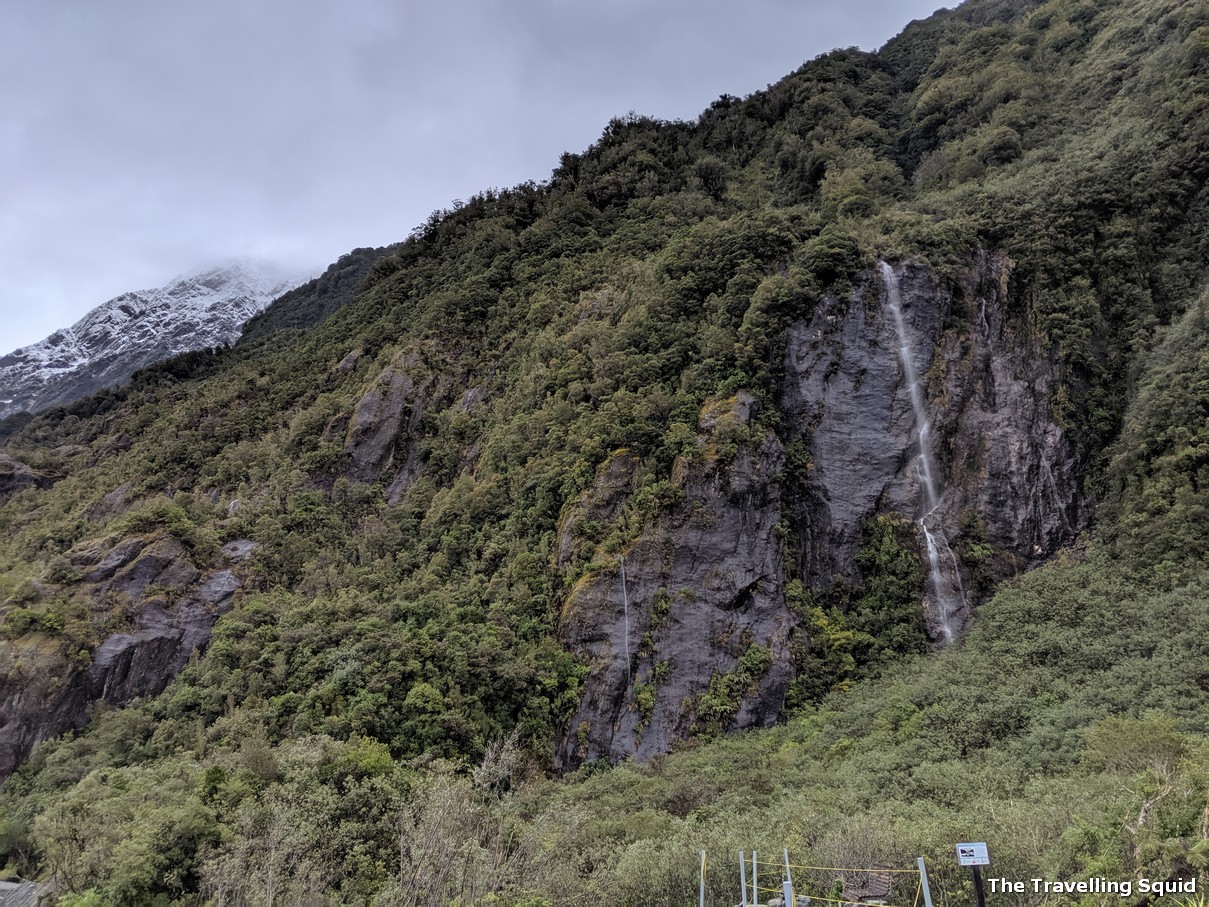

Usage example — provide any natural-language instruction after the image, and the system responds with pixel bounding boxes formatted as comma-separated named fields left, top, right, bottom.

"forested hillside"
left=1, top=0, right=1207, bottom=903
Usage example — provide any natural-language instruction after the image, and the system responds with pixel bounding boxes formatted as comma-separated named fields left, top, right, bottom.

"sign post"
left=916, top=857, right=934, bottom=907
left=956, top=843, right=990, bottom=907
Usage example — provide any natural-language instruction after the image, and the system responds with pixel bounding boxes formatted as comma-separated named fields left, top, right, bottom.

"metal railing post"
left=917, top=856, right=934, bottom=907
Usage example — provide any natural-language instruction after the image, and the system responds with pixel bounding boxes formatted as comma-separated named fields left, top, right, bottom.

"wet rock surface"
left=780, top=277, right=931, bottom=581
left=558, top=400, right=793, bottom=768
left=559, top=255, right=1085, bottom=764
left=781, top=256, right=1084, bottom=636
left=86, top=536, right=201, bottom=598
left=937, top=253, right=1085, bottom=560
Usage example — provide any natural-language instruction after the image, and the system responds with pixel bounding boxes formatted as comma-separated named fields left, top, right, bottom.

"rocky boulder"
left=0, top=453, right=55, bottom=503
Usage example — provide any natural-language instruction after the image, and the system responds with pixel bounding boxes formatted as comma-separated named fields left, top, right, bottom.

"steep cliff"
left=782, top=254, right=1085, bottom=635
left=558, top=396, right=793, bottom=765
left=0, top=0, right=1202, bottom=896
left=557, top=254, right=1085, bottom=765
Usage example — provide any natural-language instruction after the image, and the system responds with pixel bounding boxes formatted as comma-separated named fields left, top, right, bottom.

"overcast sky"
left=2, top=0, right=945, bottom=352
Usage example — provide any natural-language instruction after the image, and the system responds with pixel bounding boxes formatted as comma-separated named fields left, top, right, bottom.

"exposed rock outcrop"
left=558, top=254, right=1085, bottom=765
left=558, top=397, right=794, bottom=767
left=0, top=454, right=52, bottom=503
left=85, top=482, right=133, bottom=522
left=81, top=535, right=201, bottom=595
left=341, top=340, right=506, bottom=502
left=86, top=433, right=133, bottom=467
left=344, top=346, right=457, bottom=502
left=556, top=450, right=638, bottom=569
left=780, top=254, right=1084, bottom=635
left=0, top=535, right=242, bottom=779
left=220, top=538, right=258, bottom=562
left=938, top=253, right=1084, bottom=560
left=88, top=569, right=240, bottom=705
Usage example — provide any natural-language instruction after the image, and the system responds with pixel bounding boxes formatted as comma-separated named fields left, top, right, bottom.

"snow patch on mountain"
left=0, top=261, right=310, bottom=420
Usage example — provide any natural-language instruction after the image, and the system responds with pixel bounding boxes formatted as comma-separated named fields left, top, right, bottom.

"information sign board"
left=956, top=843, right=990, bottom=866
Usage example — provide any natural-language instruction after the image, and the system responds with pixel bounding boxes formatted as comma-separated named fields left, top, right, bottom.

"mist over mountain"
left=0, top=0, right=1207, bottom=903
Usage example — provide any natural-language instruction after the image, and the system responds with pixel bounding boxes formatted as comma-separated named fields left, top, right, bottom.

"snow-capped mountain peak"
left=0, top=261, right=310, bottom=419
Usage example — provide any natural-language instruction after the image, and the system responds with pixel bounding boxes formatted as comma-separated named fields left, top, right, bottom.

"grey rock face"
left=0, top=536, right=242, bottom=779
left=86, top=434, right=133, bottom=467
left=0, top=454, right=54, bottom=503
left=344, top=345, right=459, bottom=502
left=85, top=482, right=133, bottom=522
left=558, top=399, right=794, bottom=768
left=88, top=569, right=240, bottom=705
left=780, top=278, right=932, bottom=581
left=937, top=254, right=1084, bottom=560
left=345, top=348, right=434, bottom=487
left=221, top=538, right=259, bottom=561
left=780, top=255, right=1083, bottom=638
left=558, top=253, right=1084, bottom=764
left=86, top=536, right=201, bottom=598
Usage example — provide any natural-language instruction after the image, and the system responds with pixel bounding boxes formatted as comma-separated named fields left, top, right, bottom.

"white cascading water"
left=619, top=554, right=632, bottom=685
left=880, top=262, right=964, bottom=642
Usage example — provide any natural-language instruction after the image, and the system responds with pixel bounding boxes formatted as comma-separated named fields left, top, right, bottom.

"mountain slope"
left=0, top=262, right=306, bottom=420
left=0, top=0, right=1206, bottom=902
left=237, top=246, right=395, bottom=346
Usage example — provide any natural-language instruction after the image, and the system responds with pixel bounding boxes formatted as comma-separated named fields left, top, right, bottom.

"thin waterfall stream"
left=619, top=554, right=632, bottom=686
left=880, top=262, right=965, bottom=642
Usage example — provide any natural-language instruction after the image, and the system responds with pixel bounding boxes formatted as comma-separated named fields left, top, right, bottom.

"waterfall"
left=619, top=554, right=632, bottom=685
left=1041, top=457, right=1073, bottom=535
left=880, top=262, right=964, bottom=643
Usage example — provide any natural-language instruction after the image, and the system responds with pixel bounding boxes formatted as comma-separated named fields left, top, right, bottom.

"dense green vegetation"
left=1, top=0, right=1207, bottom=902
left=239, top=246, right=395, bottom=346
